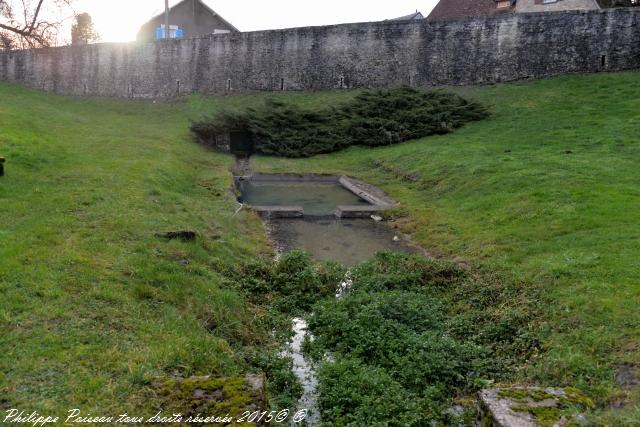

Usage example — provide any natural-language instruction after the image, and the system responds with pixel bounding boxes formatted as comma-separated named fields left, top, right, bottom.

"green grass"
left=0, top=84, right=280, bottom=415
left=252, top=72, right=640, bottom=424
left=1, top=71, right=639, bottom=423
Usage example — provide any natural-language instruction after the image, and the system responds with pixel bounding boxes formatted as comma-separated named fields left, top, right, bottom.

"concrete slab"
left=335, top=205, right=389, bottom=219
left=250, top=205, right=304, bottom=218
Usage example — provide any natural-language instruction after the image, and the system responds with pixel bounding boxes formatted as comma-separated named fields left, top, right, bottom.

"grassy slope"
left=0, top=84, right=281, bottom=414
left=253, top=72, right=640, bottom=423
left=1, top=72, right=638, bottom=422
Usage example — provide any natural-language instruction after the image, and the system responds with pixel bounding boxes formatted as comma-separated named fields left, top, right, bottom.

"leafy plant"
left=303, top=252, right=543, bottom=425
left=232, top=250, right=346, bottom=315
left=316, top=359, right=429, bottom=426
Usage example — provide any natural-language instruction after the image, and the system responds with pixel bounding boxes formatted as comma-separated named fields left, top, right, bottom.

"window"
left=496, top=1, right=511, bottom=8
left=155, top=25, right=183, bottom=40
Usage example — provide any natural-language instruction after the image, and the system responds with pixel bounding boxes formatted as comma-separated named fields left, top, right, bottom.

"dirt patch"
left=615, top=364, right=638, bottom=390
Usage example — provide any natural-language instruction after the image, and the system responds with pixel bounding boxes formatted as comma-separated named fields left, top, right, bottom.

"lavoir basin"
left=236, top=174, right=419, bottom=265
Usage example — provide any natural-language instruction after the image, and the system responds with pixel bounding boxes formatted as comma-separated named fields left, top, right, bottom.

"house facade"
left=427, top=0, right=599, bottom=20
left=137, top=0, right=238, bottom=42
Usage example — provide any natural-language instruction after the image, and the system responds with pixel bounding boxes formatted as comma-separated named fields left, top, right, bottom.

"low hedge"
left=190, top=87, right=489, bottom=158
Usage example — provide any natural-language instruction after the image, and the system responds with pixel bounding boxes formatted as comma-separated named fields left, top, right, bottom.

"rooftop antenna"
left=164, top=0, right=170, bottom=39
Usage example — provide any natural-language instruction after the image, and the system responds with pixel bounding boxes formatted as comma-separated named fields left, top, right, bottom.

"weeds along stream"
left=227, top=250, right=544, bottom=425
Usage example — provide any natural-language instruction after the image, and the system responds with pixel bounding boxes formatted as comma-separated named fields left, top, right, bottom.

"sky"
left=66, top=0, right=440, bottom=43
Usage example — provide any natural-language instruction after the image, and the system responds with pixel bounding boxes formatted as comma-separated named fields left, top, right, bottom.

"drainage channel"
left=280, top=318, right=319, bottom=426
left=278, top=273, right=354, bottom=426
left=234, top=171, right=419, bottom=425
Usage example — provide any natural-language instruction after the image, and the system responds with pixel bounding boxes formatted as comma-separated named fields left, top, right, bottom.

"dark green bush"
left=317, top=359, right=430, bottom=426
left=190, top=87, right=489, bottom=158
left=343, top=87, right=489, bottom=147
left=190, top=110, right=250, bottom=145
left=248, top=100, right=348, bottom=157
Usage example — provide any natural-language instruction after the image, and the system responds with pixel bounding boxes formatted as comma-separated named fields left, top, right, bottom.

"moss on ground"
left=156, top=376, right=256, bottom=420
left=507, top=387, right=594, bottom=426
left=499, top=388, right=557, bottom=403
left=511, top=406, right=563, bottom=426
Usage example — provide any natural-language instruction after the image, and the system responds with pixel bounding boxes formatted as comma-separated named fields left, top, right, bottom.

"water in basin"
left=268, top=217, right=418, bottom=266
left=238, top=180, right=371, bottom=216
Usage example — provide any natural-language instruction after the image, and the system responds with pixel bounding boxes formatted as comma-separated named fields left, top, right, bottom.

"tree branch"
left=0, top=20, right=31, bottom=37
left=1, top=0, right=73, bottom=48
left=25, top=0, right=44, bottom=33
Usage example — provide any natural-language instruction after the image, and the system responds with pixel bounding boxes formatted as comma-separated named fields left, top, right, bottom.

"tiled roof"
left=390, top=11, right=425, bottom=21
left=427, top=0, right=515, bottom=21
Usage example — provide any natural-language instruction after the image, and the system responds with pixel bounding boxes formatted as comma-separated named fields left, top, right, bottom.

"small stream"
left=280, top=318, right=319, bottom=426
left=234, top=168, right=419, bottom=425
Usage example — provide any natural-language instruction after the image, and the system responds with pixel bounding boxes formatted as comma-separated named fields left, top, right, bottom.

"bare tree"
left=0, top=0, right=74, bottom=50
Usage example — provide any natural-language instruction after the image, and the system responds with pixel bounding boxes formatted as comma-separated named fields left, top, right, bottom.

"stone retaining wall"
left=1, top=9, right=639, bottom=97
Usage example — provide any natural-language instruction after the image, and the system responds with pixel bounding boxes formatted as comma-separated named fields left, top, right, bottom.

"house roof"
left=390, top=11, right=425, bottom=21
left=146, top=0, right=239, bottom=32
left=427, top=0, right=514, bottom=21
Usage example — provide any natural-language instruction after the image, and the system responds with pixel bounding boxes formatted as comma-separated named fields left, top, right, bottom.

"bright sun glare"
left=71, top=1, right=166, bottom=43
left=66, top=0, right=437, bottom=43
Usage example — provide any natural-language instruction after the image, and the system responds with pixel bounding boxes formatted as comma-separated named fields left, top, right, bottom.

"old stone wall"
left=1, top=8, right=638, bottom=98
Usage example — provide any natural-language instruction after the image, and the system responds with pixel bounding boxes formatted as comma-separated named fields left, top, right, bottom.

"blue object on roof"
left=155, top=26, right=184, bottom=40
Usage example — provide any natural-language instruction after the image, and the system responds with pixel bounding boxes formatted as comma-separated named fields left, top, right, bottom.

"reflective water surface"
left=268, top=217, right=418, bottom=266
left=238, top=180, right=371, bottom=216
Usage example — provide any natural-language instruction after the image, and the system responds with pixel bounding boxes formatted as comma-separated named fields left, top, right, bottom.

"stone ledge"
left=339, top=176, right=398, bottom=208
left=477, top=387, right=593, bottom=427
left=335, top=205, right=389, bottom=218
left=250, top=205, right=304, bottom=218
